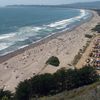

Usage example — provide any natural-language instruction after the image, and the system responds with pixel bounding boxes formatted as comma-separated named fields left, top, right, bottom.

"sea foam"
left=0, top=9, right=91, bottom=55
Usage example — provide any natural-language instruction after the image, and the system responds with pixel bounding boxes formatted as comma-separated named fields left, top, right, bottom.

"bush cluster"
left=0, top=89, right=13, bottom=100
left=46, top=56, right=60, bottom=66
left=92, top=24, right=100, bottom=33
left=15, top=66, right=99, bottom=100
left=85, top=34, right=93, bottom=39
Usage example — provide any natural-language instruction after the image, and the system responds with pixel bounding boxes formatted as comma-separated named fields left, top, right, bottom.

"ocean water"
left=0, top=7, right=91, bottom=56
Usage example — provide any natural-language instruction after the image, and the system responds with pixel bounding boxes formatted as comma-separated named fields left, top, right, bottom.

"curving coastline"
left=0, top=9, right=92, bottom=62
left=0, top=10, right=99, bottom=92
left=0, top=9, right=91, bottom=56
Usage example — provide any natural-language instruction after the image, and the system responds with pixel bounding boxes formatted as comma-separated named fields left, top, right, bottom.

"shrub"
left=79, top=66, right=99, bottom=85
left=85, top=34, right=93, bottom=38
left=92, top=24, right=100, bottom=33
left=53, top=68, right=67, bottom=91
left=1, top=96, right=9, bottom=100
left=46, top=56, right=60, bottom=66
left=65, top=69, right=80, bottom=90
left=15, top=80, right=32, bottom=100
left=72, top=52, right=82, bottom=65
left=31, top=73, right=57, bottom=96
left=0, top=89, right=13, bottom=100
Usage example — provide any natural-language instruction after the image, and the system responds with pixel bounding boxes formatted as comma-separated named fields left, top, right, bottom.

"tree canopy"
left=15, top=66, right=99, bottom=100
left=46, top=56, right=60, bottom=66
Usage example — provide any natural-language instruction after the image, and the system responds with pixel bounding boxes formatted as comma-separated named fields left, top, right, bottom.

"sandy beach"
left=0, top=10, right=99, bottom=92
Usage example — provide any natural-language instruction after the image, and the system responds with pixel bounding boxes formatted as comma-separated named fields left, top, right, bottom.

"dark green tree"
left=46, top=56, right=60, bottom=66
left=0, top=89, right=13, bottom=100
left=53, top=68, right=67, bottom=92
left=15, top=80, right=32, bottom=100
left=31, top=73, right=56, bottom=96
left=79, top=66, right=99, bottom=85
left=65, top=69, right=80, bottom=90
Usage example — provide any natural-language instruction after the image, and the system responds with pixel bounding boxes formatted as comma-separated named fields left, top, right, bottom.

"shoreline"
left=0, top=9, right=92, bottom=63
left=0, top=10, right=99, bottom=92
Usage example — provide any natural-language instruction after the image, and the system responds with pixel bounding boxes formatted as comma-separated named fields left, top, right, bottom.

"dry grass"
left=72, top=40, right=91, bottom=66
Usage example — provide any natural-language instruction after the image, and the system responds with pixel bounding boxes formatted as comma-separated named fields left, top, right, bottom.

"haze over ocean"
left=0, top=0, right=98, bottom=6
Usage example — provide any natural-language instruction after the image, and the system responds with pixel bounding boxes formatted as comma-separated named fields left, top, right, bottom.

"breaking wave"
left=0, top=9, right=91, bottom=55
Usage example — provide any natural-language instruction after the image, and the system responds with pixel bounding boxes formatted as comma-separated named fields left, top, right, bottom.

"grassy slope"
left=35, top=81, right=100, bottom=100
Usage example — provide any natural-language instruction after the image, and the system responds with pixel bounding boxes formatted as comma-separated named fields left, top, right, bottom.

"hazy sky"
left=0, top=0, right=99, bottom=6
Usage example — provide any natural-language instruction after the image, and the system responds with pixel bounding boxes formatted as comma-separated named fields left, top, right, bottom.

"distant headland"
left=6, top=1, right=100, bottom=9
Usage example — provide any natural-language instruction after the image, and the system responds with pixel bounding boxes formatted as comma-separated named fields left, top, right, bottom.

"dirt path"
left=76, top=35, right=100, bottom=69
